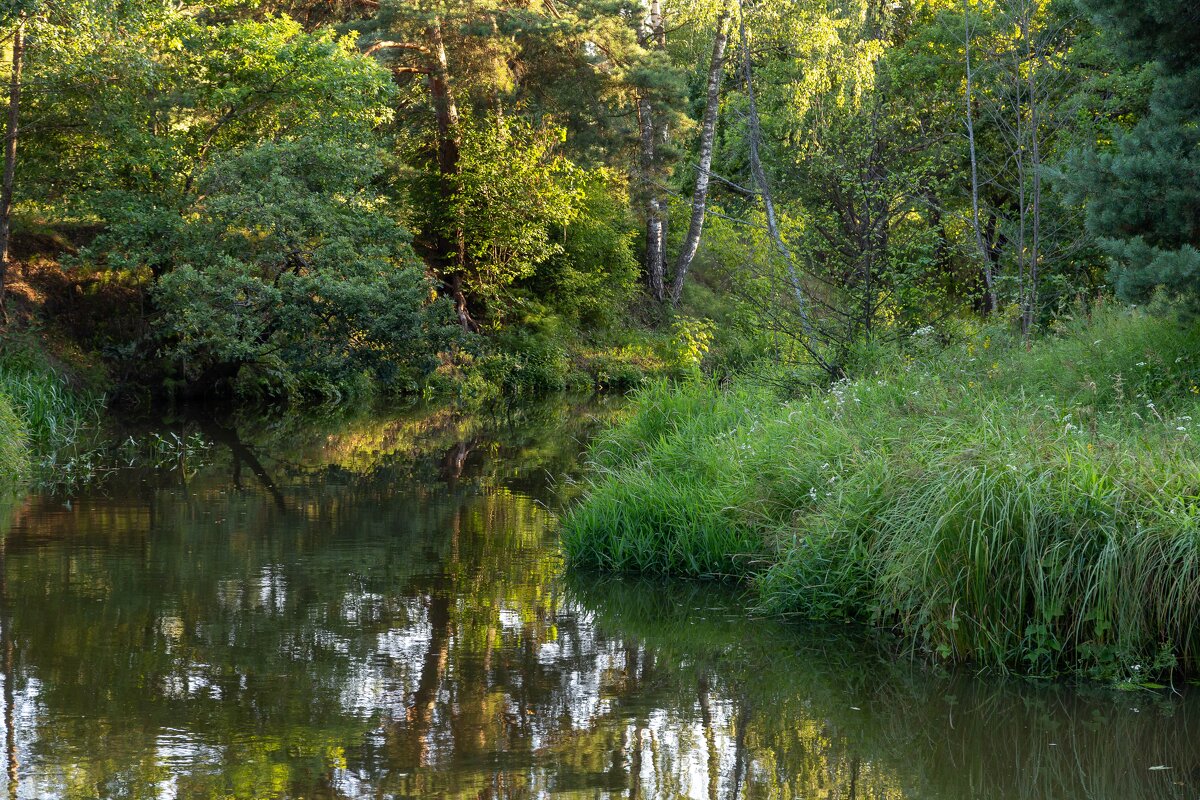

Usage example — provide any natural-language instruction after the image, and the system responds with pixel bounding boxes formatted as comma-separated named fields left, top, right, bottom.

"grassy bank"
left=0, top=391, right=24, bottom=483
left=563, top=308, right=1200, bottom=680
left=0, top=338, right=106, bottom=486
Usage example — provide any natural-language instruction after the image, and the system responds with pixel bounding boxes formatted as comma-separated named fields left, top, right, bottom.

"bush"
left=480, top=326, right=571, bottom=397
left=585, top=355, right=646, bottom=391
left=140, top=140, right=456, bottom=400
left=527, top=170, right=640, bottom=329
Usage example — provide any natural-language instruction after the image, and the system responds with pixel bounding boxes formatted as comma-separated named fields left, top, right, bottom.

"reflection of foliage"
left=3, top=400, right=1198, bottom=800
left=568, top=575, right=1200, bottom=800
left=0, top=398, right=622, bottom=797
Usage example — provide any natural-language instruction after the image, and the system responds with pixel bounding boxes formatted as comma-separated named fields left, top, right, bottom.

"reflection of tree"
left=0, top=398, right=625, bottom=798
left=200, top=419, right=288, bottom=512
left=396, top=585, right=451, bottom=767
left=0, top=522, right=16, bottom=800
left=3, top=399, right=1199, bottom=800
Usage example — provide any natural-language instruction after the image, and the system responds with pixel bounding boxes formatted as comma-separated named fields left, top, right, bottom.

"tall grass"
left=0, top=391, right=26, bottom=483
left=0, top=346, right=105, bottom=485
left=0, top=367, right=104, bottom=445
left=563, top=308, right=1200, bottom=679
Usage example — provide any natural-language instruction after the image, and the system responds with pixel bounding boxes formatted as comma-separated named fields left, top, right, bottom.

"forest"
left=0, top=0, right=1199, bottom=679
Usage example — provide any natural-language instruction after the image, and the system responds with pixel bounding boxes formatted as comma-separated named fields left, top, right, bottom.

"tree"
left=737, top=1, right=817, bottom=353
left=43, top=13, right=457, bottom=398
left=962, top=0, right=997, bottom=314
left=670, top=2, right=730, bottom=306
left=447, top=117, right=587, bottom=312
left=1074, top=0, right=1200, bottom=305
left=0, top=11, right=22, bottom=325
left=143, top=139, right=455, bottom=399
left=364, top=0, right=672, bottom=318
left=952, top=0, right=1058, bottom=334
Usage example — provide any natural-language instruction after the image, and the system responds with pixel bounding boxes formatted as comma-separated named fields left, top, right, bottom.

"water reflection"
left=0, top=397, right=1197, bottom=799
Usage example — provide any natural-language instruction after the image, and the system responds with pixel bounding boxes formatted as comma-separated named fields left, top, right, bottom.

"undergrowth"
left=0, top=334, right=106, bottom=484
left=562, top=307, right=1200, bottom=680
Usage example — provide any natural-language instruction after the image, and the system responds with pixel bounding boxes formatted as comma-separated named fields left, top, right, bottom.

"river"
left=0, top=397, right=1196, bottom=799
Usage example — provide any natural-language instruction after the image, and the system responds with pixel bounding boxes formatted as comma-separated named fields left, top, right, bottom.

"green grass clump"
left=0, top=391, right=27, bottom=483
left=563, top=308, right=1200, bottom=679
left=0, top=339, right=105, bottom=485
left=0, top=367, right=103, bottom=445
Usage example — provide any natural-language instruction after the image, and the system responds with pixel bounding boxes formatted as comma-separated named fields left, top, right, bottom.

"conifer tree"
left=1076, top=0, right=1200, bottom=304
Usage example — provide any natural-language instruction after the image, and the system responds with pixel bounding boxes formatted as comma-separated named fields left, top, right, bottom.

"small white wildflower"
left=1177, top=426, right=1187, bottom=431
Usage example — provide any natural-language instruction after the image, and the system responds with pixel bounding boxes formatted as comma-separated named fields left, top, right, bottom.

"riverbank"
left=563, top=308, right=1200, bottom=681
left=1, top=250, right=710, bottom=409
left=0, top=333, right=106, bottom=487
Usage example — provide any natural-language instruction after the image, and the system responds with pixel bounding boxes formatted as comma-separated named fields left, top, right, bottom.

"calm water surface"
left=0, top=398, right=1197, bottom=799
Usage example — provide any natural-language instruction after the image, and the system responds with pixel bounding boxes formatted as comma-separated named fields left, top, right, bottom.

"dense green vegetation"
left=0, top=334, right=104, bottom=483
left=0, top=387, right=21, bottom=481
left=1, top=0, right=1195, bottom=406
left=565, top=309, right=1200, bottom=679
left=0, top=0, right=1198, bottom=678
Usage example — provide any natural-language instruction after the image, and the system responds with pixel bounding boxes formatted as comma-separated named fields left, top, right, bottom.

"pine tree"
left=1076, top=0, right=1200, bottom=304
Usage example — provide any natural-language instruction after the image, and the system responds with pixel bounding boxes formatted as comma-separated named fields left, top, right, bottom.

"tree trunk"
left=428, top=19, right=460, bottom=181
left=1023, top=6, right=1042, bottom=339
left=962, top=1, right=998, bottom=314
left=0, top=19, right=24, bottom=327
left=427, top=18, right=479, bottom=332
left=669, top=6, right=731, bottom=305
left=639, top=0, right=668, bottom=302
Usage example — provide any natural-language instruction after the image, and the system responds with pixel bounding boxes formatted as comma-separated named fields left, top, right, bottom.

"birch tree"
left=669, top=3, right=731, bottom=305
